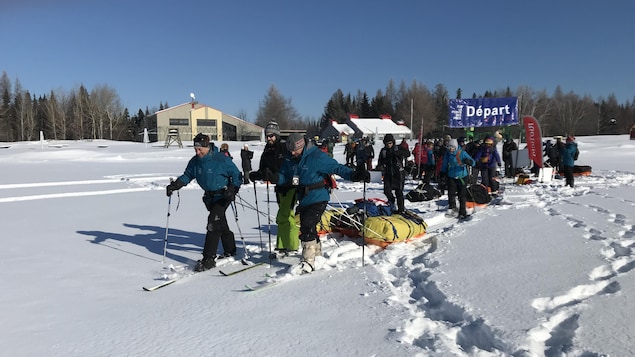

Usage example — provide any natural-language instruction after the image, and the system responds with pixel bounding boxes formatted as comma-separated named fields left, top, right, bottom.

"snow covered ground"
left=1, top=135, right=634, bottom=356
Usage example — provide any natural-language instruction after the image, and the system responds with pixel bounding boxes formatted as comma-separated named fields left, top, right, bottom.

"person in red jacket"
left=399, top=138, right=410, bottom=168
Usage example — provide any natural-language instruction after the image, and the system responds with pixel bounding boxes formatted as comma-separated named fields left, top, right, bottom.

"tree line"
left=314, top=81, right=633, bottom=140
left=2, top=70, right=633, bottom=143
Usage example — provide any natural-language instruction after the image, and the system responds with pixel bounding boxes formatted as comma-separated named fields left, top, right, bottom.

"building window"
left=197, top=119, right=217, bottom=127
left=169, top=118, right=189, bottom=126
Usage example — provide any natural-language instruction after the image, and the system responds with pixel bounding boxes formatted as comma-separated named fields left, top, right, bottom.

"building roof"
left=349, top=118, right=412, bottom=136
left=330, top=122, right=355, bottom=135
left=154, top=101, right=220, bottom=114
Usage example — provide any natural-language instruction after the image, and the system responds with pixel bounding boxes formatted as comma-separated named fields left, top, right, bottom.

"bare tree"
left=394, top=80, right=435, bottom=137
left=516, top=86, right=554, bottom=135
left=0, top=71, right=12, bottom=141
left=15, top=89, right=37, bottom=141
left=44, top=89, right=69, bottom=140
left=91, top=84, right=122, bottom=139
left=432, top=83, right=450, bottom=135
left=235, top=108, right=248, bottom=121
left=552, top=87, right=592, bottom=136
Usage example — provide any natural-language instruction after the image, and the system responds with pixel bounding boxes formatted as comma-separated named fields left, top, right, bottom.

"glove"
left=224, top=185, right=239, bottom=201
left=351, top=169, right=370, bottom=183
left=166, top=179, right=185, bottom=197
left=249, top=171, right=263, bottom=181
left=262, top=168, right=279, bottom=184
left=463, top=158, right=474, bottom=166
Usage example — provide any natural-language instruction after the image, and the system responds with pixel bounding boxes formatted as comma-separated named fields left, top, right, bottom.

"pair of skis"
left=142, top=260, right=264, bottom=291
left=244, top=271, right=309, bottom=292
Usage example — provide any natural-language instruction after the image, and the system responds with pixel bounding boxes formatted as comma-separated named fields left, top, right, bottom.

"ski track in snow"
left=513, top=174, right=635, bottom=356
left=4, top=168, right=635, bottom=355
left=370, top=170, right=635, bottom=356
left=0, top=174, right=178, bottom=202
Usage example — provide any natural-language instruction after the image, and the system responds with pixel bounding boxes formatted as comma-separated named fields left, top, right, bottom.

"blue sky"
left=2, top=0, right=633, bottom=121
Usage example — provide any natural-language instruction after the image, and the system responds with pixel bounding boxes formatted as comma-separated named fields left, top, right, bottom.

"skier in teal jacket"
left=558, top=135, right=578, bottom=188
left=166, top=133, right=242, bottom=272
left=441, top=138, right=475, bottom=219
left=253, top=133, right=369, bottom=273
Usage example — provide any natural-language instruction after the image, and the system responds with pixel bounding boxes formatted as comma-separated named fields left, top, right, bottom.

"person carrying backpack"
left=165, top=133, right=242, bottom=271
left=440, top=139, right=475, bottom=219
left=423, top=141, right=436, bottom=185
left=474, top=136, right=502, bottom=193
left=252, top=133, right=369, bottom=273
left=559, top=135, right=578, bottom=188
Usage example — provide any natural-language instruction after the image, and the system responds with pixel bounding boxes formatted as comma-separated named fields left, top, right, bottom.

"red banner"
left=523, top=116, right=543, bottom=168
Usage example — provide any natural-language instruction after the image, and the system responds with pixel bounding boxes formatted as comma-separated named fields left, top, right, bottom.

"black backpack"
left=467, top=184, right=492, bottom=204
left=406, top=183, right=440, bottom=202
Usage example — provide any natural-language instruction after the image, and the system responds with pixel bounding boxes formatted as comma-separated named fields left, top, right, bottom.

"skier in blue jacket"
left=253, top=133, right=369, bottom=273
left=166, top=133, right=242, bottom=272
left=558, top=135, right=578, bottom=188
left=441, top=139, right=475, bottom=219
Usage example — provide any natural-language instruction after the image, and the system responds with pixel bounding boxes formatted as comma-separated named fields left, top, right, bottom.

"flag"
left=523, top=116, right=543, bottom=168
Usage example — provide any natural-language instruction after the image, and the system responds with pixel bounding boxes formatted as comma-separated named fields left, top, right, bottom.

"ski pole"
left=253, top=181, right=264, bottom=251
left=230, top=200, right=250, bottom=265
left=163, top=195, right=172, bottom=264
left=361, top=180, right=366, bottom=266
left=266, top=181, right=273, bottom=267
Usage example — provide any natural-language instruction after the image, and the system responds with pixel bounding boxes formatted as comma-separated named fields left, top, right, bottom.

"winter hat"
left=566, top=135, right=575, bottom=143
left=448, top=139, right=458, bottom=150
left=286, top=133, right=305, bottom=152
left=383, top=134, right=395, bottom=144
left=457, top=136, right=466, bottom=145
left=193, top=133, right=210, bottom=148
left=265, top=121, right=280, bottom=136
left=484, top=137, right=494, bottom=145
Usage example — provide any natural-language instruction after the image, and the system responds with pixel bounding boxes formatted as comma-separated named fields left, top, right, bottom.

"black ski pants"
left=447, top=177, right=468, bottom=216
left=203, top=195, right=236, bottom=258
left=297, top=201, right=327, bottom=243
left=563, top=165, right=574, bottom=187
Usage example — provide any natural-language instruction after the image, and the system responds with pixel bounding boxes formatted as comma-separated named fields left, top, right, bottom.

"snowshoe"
left=289, top=260, right=314, bottom=275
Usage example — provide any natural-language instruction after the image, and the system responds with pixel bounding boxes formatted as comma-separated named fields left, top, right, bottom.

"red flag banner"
left=523, top=116, right=543, bottom=168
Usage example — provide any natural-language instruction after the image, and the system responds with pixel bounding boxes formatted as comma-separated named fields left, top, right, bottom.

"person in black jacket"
left=376, top=134, right=410, bottom=213
left=240, top=144, right=253, bottom=184
left=502, top=138, right=518, bottom=178
left=249, top=121, right=299, bottom=257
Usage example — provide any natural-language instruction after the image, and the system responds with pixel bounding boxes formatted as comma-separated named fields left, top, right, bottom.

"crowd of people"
left=165, top=124, right=579, bottom=274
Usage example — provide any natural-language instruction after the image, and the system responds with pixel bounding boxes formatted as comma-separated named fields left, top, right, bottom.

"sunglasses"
left=266, top=134, right=275, bottom=138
